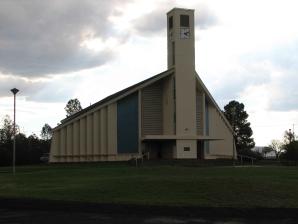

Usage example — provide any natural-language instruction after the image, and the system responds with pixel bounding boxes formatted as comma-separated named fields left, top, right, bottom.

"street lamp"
left=10, top=88, right=19, bottom=175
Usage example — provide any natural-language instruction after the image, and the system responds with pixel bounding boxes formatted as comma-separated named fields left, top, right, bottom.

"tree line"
left=224, top=100, right=298, bottom=161
left=0, top=115, right=52, bottom=166
left=265, top=129, right=298, bottom=161
left=0, top=98, right=82, bottom=166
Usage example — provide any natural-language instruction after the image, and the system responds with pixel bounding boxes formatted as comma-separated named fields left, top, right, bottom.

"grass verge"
left=0, top=163, right=298, bottom=208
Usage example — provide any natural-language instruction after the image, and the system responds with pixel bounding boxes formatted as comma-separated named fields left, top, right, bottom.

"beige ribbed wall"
left=93, top=110, right=100, bottom=161
left=100, top=107, right=107, bottom=156
left=66, top=124, right=73, bottom=162
left=79, top=117, right=86, bottom=161
left=73, top=121, right=80, bottom=162
left=86, top=114, right=93, bottom=160
left=196, top=91, right=204, bottom=135
left=60, top=128, right=66, bottom=158
left=108, top=104, right=117, bottom=155
left=50, top=103, right=119, bottom=162
left=142, top=80, right=163, bottom=135
left=162, top=75, right=175, bottom=135
left=49, top=130, right=60, bottom=162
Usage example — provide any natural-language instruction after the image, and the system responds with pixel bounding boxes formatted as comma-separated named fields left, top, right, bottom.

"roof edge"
left=167, top=8, right=194, bottom=14
left=54, top=68, right=174, bottom=131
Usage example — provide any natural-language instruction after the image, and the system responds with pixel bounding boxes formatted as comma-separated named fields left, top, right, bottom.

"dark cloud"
left=133, top=8, right=167, bottom=34
left=0, top=74, right=80, bottom=102
left=0, top=75, right=37, bottom=98
left=0, top=0, right=131, bottom=77
left=133, top=4, right=218, bottom=35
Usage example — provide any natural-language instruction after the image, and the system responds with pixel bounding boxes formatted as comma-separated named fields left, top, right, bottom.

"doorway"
left=197, top=141, right=204, bottom=159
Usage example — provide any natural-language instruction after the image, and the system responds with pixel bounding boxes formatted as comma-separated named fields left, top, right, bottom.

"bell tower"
left=167, top=8, right=197, bottom=158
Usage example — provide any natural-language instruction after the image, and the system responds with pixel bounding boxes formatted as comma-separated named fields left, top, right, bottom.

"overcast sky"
left=0, top=0, right=298, bottom=146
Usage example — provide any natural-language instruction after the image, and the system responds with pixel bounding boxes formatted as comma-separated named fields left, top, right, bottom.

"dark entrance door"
left=197, top=141, right=204, bottom=159
left=145, top=141, right=162, bottom=159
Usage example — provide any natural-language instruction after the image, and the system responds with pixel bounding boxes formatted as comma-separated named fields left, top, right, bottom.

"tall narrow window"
left=180, top=15, right=189, bottom=27
left=205, top=100, right=209, bottom=135
left=173, top=77, right=176, bottom=134
left=172, top=41, right=175, bottom=65
left=169, top=16, right=173, bottom=29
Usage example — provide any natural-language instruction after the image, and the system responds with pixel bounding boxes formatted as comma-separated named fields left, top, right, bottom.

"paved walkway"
left=2, top=209, right=295, bottom=224
left=1, top=198, right=298, bottom=224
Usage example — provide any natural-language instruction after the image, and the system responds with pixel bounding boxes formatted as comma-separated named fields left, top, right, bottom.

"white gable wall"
left=206, top=103, right=235, bottom=159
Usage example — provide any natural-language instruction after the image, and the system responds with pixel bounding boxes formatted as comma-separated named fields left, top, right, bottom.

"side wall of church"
left=50, top=101, right=138, bottom=163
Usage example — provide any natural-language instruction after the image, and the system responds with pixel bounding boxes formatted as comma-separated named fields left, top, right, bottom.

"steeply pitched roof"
left=57, top=68, right=174, bottom=128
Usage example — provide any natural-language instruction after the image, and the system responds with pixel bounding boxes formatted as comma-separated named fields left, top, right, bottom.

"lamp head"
left=10, top=88, right=19, bottom=95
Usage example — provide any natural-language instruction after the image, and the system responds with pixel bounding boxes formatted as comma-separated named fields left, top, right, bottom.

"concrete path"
left=1, top=198, right=297, bottom=224
left=2, top=208, right=296, bottom=224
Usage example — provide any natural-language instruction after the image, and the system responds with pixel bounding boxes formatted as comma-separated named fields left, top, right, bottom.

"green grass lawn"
left=0, top=163, right=298, bottom=208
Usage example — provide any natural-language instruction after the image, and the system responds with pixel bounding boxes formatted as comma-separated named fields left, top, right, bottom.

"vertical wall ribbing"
left=100, top=107, right=107, bottom=155
left=79, top=117, right=86, bottom=161
left=86, top=114, right=93, bottom=158
left=142, top=81, right=163, bottom=135
left=60, top=128, right=66, bottom=162
left=196, top=92, right=204, bottom=135
left=50, top=130, right=60, bottom=162
left=73, top=120, right=80, bottom=162
left=108, top=103, right=117, bottom=156
left=93, top=110, right=100, bottom=158
left=66, top=124, right=73, bottom=162
left=162, top=75, right=175, bottom=135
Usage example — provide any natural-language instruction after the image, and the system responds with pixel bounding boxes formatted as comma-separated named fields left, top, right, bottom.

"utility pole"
left=11, top=88, right=19, bottom=175
left=293, top=124, right=295, bottom=141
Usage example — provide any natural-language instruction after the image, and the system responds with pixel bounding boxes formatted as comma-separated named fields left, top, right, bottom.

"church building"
left=49, top=8, right=236, bottom=163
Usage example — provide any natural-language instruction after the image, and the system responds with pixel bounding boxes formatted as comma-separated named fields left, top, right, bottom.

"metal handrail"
left=132, top=151, right=150, bottom=167
left=237, top=154, right=256, bottom=165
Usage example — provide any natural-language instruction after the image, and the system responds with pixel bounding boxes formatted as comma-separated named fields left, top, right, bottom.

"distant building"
left=264, top=150, right=276, bottom=159
left=253, top=146, right=264, bottom=154
left=49, top=8, right=236, bottom=163
left=252, top=146, right=276, bottom=159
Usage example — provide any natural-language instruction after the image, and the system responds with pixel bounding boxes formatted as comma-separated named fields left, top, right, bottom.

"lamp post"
left=10, top=88, right=19, bottom=175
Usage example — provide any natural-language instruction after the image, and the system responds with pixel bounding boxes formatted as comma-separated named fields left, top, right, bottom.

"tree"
left=64, top=98, right=82, bottom=117
left=0, top=115, right=19, bottom=143
left=269, top=139, right=283, bottom=159
left=223, top=100, right=255, bottom=153
left=40, top=124, right=52, bottom=155
left=41, top=123, right=52, bottom=141
left=283, top=129, right=295, bottom=145
left=283, top=141, right=298, bottom=161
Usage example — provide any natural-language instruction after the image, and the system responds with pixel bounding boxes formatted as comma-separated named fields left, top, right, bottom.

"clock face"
left=180, top=28, right=190, bottom=39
